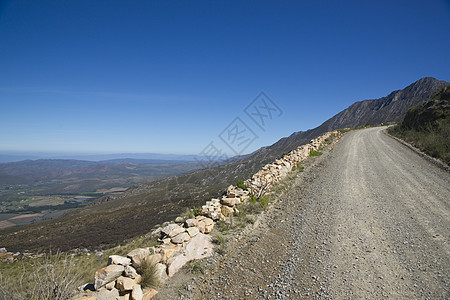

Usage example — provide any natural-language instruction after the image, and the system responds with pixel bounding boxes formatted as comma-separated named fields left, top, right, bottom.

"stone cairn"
left=74, top=130, right=341, bottom=300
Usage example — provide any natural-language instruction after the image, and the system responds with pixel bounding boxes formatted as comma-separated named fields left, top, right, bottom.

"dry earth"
left=157, top=127, right=450, bottom=299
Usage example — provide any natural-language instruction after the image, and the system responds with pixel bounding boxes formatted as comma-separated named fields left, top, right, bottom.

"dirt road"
left=186, top=127, right=450, bottom=299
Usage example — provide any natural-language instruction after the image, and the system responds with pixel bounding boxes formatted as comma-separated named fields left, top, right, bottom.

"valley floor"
left=160, top=127, right=450, bottom=299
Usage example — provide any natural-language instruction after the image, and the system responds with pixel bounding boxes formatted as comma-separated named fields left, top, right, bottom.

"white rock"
left=131, top=284, right=143, bottom=300
left=221, top=205, right=234, bottom=217
left=167, top=233, right=214, bottom=277
left=154, top=263, right=168, bottom=284
left=146, top=253, right=162, bottom=265
left=127, top=248, right=150, bottom=269
left=160, top=223, right=179, bottom=236
left=108, top=255, right=131, bottom=266
left=171, top=232, right=190, bottom=244
left=186, top=227, right=199, bottom=237
left=116, top=276, right=136, bottom=291
left=185, top=218, right=198, bottom=227
left=168, top=226, right=185, bottom=238
left=221, top=197, right=238, bottom=207
left=124, top=265, right=139, bottom=279
left=94, top=264, right=125, bottom=290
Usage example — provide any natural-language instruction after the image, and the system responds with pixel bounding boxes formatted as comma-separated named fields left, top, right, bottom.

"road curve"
left=183, top=127, right=450, bottom=299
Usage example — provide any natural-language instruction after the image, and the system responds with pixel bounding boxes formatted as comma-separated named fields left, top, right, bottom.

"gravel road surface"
left=171, top=127, right=450, bottom=299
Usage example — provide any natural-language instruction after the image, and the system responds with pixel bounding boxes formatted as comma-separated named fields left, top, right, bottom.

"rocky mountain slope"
left=389, top=84, right=450, bottom=164
left=1, top=77, right=447, bottom=252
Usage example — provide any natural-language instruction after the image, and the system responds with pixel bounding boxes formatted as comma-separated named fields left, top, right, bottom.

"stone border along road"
left=160, top=126, right=449, bottom=299
left=73, top=130, right=340, bottom=300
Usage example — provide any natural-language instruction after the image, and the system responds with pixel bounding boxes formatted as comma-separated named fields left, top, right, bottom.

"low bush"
left=187, top=260, right=204, bottom=274
left=259, top=195, right=269, bottom=208
left=216, top=221, right=230, bottom=232
left=211, top=231, right=226, bottom=245
left=236, top=180, right=248, bottom=190
left=309, top=150, right=323, bottom=157
left=139, top=258, right=159, bottom=288
left=192, top=206, right=202, bottom=216
left=292, top=162, right=304, bottom=172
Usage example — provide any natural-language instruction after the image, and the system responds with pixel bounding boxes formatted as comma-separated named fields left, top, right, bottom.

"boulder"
left=116, top=276, right=136, bottom=292
left=201, top=199, right=222, bottom=220
left=124, top=265, right=139, bottom=279
left=198, top=218, right=214, bottom=233
left=150, top=227, right=162, bottom=238
left=175, top=216, right=184, bottom=223
left=154, top=263, right=168, bottom=284
left=185, top=218, right=198, bottom=227
left=196, top=221, right=206, bottom=233
left=97, top=288, right=121, bottom=299
left=146, top=253, right=162, bottom=265
left=160, top=244, right=182, bottom=263
left=0, top=248, right=6, bottom=254
left=127, top=248, right=150, bottom=269
left=221, top=197, right=238, bottom=207
left=167, top=226, right=185, bottom=238
left=209, top=211, right=222, bottom=221
left=131, top=284, right=143, bottom=300
left=105, top=281, right=116, bottom=290
left=167, top=233, right=214, bottom=277
left=186, top=227, right=199, bottom=237
left=143, top=288, right=158, bottom=300
left=171, top=232, right=190, bottom=244
left=108, top=255, right=131, bottom=266
left=160, top=238, right=171, bottom=245
left=160, top=224, right=179, bottom=236
left=221, top=205, right=234, bottom=217
left=0, top=252, right=13, bottom=260
left=94, top=264, right=125, bottom=290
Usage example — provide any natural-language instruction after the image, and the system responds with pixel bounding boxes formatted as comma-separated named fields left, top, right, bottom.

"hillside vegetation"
left=389, top=85, right=450, bottom=165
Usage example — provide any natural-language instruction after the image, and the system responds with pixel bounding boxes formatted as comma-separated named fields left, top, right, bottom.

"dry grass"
left=0, top=252, right=80, bottom=300
left=139, top=258, right=159, bottom=288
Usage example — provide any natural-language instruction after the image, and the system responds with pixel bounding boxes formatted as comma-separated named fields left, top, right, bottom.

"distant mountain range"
left=0, top=152, right=204, bottom=163
left=0, top=158, right=201, bottom=186
left=2, top=77, right=448, bottom=252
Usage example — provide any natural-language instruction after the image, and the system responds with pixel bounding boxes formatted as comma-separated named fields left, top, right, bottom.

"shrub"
left=259, top=195, right=269, bottom=208
left=192, top=206, right=202, bottom=216
left=211, top=231, right=226, bottom=245
left=181, top=207, right=194, bottom=219
left=236, top=180, right=247, bottom=190
left=216, top=221, right=229, bottom=232
left=187, top=260, right=204, bottom=274
left=309, top=150, right=323, bottom=157
left=139, top=258, right=159, bottom=288
left=292, top=162, right=304, bottom=172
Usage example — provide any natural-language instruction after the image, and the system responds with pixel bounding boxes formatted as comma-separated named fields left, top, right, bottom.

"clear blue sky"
left=1, top=0, right=449, bottom=155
